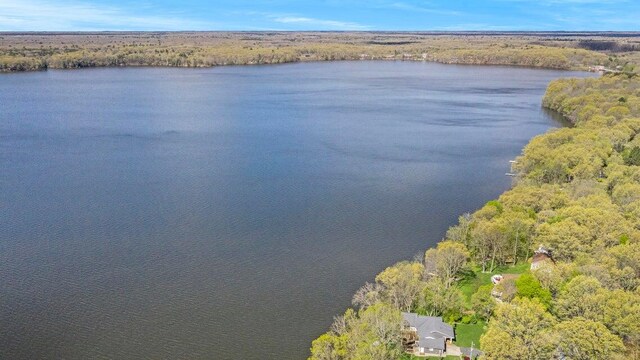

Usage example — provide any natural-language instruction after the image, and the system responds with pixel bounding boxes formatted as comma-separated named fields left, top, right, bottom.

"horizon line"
left=2, top=30, right=640, bottom=34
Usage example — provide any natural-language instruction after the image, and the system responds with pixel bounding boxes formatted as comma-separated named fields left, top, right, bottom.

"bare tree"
left=330, top=308, right=355, bottom=335
left=446, top=213, right=473, bottom=246
left=352, top=282, right=382, bottom=309
left=423, top=248, right=438, bottom=279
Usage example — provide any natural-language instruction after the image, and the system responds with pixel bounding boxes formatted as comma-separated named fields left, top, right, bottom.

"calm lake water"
left=0, top=62, right=591, bottom=359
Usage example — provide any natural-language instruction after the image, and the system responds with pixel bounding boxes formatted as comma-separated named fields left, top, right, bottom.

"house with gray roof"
left=401, top=312, right=455, bottom=357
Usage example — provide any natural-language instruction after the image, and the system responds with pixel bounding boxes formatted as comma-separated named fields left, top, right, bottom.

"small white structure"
left=491, top=274, right=504, bottom=285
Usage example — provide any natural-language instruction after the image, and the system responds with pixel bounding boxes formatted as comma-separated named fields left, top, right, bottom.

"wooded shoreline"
left=2, top=31, right=639, bottom=73
left=309, top=45, right=640, bottom=359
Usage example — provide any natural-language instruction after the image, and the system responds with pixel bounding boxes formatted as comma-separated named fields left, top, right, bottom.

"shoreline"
left=309, top=70, right=639, bottom=359
left=0, top=57, right=601, bottom=77
left=0, top=57, right=591, bottom=74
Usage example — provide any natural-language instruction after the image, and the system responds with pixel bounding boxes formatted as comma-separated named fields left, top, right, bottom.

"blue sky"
left=0, top=0, right=638, bottom=31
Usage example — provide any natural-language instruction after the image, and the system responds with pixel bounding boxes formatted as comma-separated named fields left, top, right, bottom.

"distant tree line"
left=578, top=40, right=639, bottom=53
left=0, top=33, right=618, bottom=73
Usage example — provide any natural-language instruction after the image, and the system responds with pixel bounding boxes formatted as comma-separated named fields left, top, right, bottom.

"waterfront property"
left=402, top=313, right=455, bottom=357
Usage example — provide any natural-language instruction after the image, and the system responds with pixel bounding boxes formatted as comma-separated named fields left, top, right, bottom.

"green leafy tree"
left=470, top=220, right=508, bottom=273
left=624, top=146, right=640, bottom=166
left=605, top=243, right=640, bottom=291
left=480, top=298, right=557, bottom=360
left=502, top=210, right=535, bottom=264
left=515, top=273, right=552, bottom=309
left=309, top=333, right=347, bottom=360
left=471, top=284, right=496, bottom=321
left=554, top=275, right=606, bottom=321
left=374, top=261, right=425, bottom=311
left=309, top=304, right=403, bottom=360
left=602, top=289, right=640, bottom=344
left=536, top=220, right=590, bottom=260
left=532, top=262, right=574, bottom=297
left=554, top=318, right=624, bottom=360
left=348, top=303, right=404, bottom=360
left=417, top=277, right=464, bottom=322
left=424, top=240, right=470, bottom=287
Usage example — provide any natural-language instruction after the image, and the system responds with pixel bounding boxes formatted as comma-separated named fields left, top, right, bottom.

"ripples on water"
left=0, top=62, right=592, bottom=359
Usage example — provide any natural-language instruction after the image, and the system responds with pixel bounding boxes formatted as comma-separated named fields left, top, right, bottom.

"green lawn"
left=454, top=321, right=486, bottom=348
left=453, top=263, right=528, bottom=351
left=399, top=263, right=526, bottom=359
left=458, top=262, right=529, bottom=305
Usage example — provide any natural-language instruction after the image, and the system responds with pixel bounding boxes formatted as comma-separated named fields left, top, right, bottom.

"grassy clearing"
left=454, top=321, right=487, bottom=348
left=458, top=262, right=529, bottom=305
left=452, top=263, right=527, bottom=350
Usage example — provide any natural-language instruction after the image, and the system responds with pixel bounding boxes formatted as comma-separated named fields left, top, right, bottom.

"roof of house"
left=532, top=245, right=556, bottom=265
left=402, top=312, right=454, bottom=351
left=421, top=337, right=445, bottom=350
left=532, top=252, right=552, bottom=263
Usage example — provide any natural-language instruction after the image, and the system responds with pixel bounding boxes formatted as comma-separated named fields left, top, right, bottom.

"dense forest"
left=309, top=73, right=640, bottom=359
left=1, top=32, right=637, bottom=72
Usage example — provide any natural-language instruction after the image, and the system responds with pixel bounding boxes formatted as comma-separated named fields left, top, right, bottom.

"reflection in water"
left=0, top=62, right=593, bottom=359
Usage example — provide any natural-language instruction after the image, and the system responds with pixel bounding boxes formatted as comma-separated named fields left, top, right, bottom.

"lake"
left=0, top=62, right=590, bottom=359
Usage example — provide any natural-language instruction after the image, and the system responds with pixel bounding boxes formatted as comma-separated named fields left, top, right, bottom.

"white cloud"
left=0, top=1, right=372, bottom=31
left=270, top=16, right=370, bottom=30
left=0, top=0, right=218, bottom=31
left=385, top=2, right=462, bottom=16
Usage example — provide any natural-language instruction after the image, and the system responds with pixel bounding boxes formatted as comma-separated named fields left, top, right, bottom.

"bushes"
left=471, top=284, right=495, bottom=320
left=624, top=146, right=640, bottom=165
left=515, top=273, right=552, bottom=309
